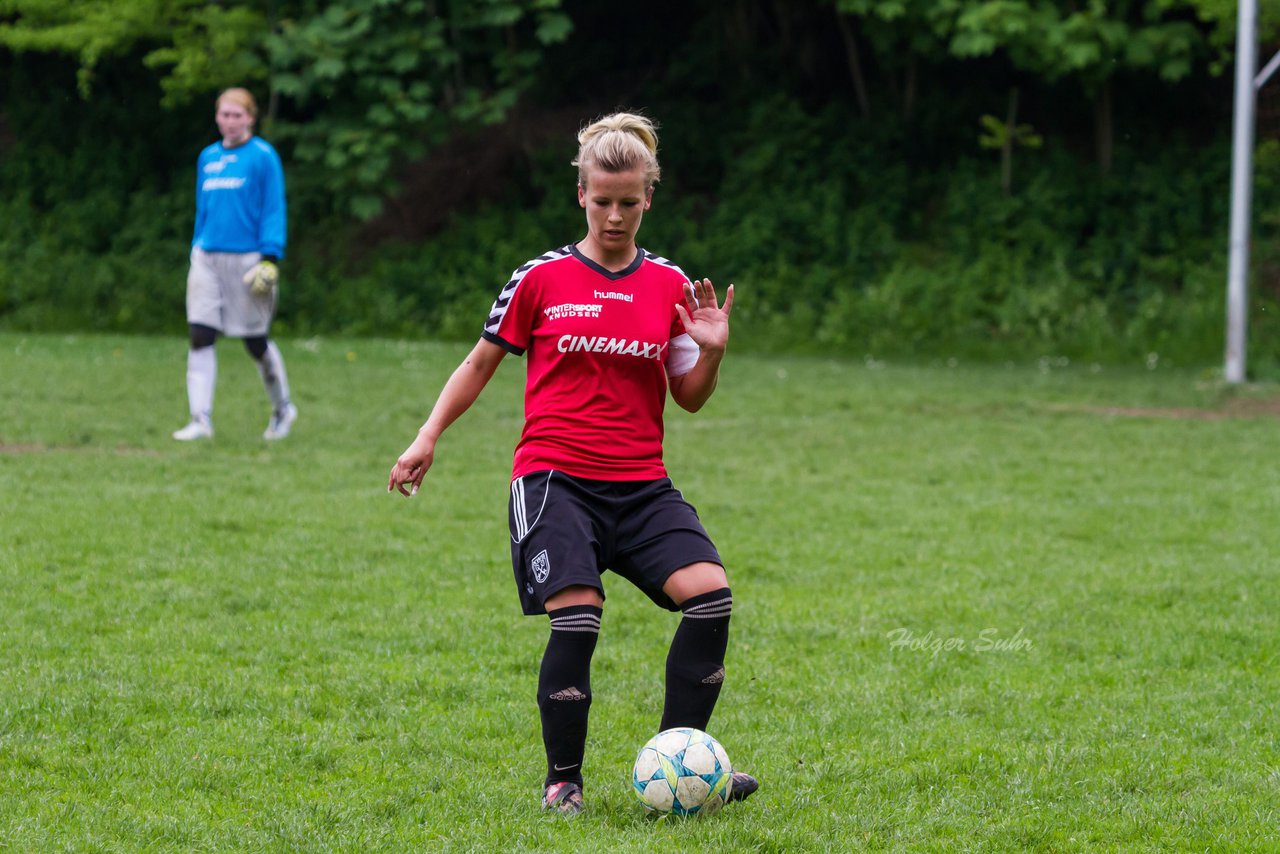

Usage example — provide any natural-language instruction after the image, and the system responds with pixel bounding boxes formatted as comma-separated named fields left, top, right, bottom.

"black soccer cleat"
left=543, top=781, right=585, bottom=815
left=728, top=771, right=759, bottom=803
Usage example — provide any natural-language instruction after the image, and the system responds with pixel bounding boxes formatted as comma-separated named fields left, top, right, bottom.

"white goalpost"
left=1226, top=0, right=1280, bottom=383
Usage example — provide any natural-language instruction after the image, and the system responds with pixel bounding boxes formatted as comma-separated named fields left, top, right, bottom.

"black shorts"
left=508, top=470, right=722, bottom=615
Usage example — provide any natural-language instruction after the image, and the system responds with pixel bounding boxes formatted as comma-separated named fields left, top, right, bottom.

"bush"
left=2, top=72, right=1275, bottom=369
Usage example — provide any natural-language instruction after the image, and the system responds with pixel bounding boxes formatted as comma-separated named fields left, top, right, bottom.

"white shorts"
left=186, top=248, right=275, bottom=337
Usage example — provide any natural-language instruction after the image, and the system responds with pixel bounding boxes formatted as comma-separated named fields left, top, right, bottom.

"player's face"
left=215, top=100, right=254, bottom=147
left=578, top=167, right=652, bottom=264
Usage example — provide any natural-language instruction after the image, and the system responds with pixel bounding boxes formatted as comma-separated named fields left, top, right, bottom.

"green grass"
left=2, top=332, right=1279, bottom=852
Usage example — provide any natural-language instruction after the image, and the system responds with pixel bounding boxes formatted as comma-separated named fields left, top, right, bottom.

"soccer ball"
left=632, top=727, right=733, bottom=816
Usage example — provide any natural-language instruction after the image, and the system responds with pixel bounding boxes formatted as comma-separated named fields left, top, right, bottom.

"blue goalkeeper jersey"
left=192, top=136, right=287, bottom=258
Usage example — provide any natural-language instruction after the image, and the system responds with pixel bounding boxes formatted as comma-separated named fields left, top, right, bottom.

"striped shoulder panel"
left=485, top=245, right=574, bottom=335
left=641, top=249, right=688, bottom=281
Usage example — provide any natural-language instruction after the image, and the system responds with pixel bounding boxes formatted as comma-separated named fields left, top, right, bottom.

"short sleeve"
left=666, top=284, right=698, bottom=377
left=483, top=263, right=541, bottom=355
left=666, top=332, right=699, bottom=377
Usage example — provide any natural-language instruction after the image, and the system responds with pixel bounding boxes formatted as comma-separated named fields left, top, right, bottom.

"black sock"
left=660, top=587, right=732, bottom=732
left=538, top=604, right=601, bottom=788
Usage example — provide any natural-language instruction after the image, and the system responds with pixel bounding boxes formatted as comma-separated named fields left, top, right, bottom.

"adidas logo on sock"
left=549, top=686, right=587, bottom=701
left=701, top=667, right=725, bottom=685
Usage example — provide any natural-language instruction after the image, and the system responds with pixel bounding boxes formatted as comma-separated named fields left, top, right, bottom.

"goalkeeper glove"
left=243, top=259, right=279, bottom=296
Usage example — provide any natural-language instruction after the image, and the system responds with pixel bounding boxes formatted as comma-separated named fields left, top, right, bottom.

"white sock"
left=187, top=346, right=216, bottom=423
left=256, top=340, right=292, bottom=413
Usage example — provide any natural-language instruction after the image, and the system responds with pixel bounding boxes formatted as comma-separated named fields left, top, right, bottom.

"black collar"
left=570, top=244, right=644, bottom=280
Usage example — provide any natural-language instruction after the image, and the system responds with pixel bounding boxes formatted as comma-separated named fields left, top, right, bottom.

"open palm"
left=675, top=278, right=734, bottom=352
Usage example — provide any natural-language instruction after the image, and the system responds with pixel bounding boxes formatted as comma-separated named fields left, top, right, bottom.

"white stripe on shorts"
left=510, top=472, right=552, bottom=544
left=511, top=476, right=528, bottom=541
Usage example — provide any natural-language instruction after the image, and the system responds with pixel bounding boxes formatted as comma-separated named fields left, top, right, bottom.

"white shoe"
left=264, top=403, right=298, bottom=440
left=173, top=419, right=213, bottom=441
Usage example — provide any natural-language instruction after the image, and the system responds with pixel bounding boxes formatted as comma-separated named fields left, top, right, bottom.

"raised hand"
left=674, top=278, right=734, bottom=354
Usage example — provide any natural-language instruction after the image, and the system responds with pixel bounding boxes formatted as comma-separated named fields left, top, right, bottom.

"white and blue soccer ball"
left=632, top=727, right=733, bottom=816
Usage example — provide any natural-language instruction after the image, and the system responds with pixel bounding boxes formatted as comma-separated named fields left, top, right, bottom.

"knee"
left=664, top=562, right=729, bottom=607
left=243, top=336, right=268, bottom=360
left=544, top=585, right=604, bottom=612
left=189, top=324, right=218, bottom=349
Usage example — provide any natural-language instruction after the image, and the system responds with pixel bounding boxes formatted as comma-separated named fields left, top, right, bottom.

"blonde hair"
left=572, top=112, right=660, bottom=189
left=216, top=87, right=258, bottom=119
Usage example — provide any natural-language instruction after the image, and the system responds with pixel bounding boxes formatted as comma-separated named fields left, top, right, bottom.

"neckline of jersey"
left=218, top=136, right=256, bottom=151
left=569, top=244, right=645, bottom=280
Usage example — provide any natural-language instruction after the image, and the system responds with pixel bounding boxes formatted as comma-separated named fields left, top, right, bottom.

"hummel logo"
left=701, top=667, right=725, bottom=685
left=549, top=686, right=587, bottom=701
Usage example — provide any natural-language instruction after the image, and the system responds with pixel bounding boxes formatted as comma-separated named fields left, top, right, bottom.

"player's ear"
left=578, top=182, right=586, bottom=209
left=644, top=186, right=654, bottom=210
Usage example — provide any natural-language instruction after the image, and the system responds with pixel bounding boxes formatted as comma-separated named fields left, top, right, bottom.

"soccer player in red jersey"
left=388, top=113, right=757, bottom=814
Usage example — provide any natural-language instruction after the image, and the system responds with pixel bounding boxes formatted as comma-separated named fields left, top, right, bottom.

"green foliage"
left=264, top=0, right=572, bottom=219
left=949, top=0, right=1213, bottom=85
left=143, top=3, right=268, bottom=101
left=0, top=0, right=572, bottom=219
left=0, top=190, right=189, bottom=332
left=1188, top=0, right=1280, bottom=69
left=831, top=0, right=960, bottom=58
left=1, top=0, right=1274, bottom=365
left=977, top=112, right=1042, bottom=150
left=827, top=0, right=1226, bottom=85
left=3, top=82, right=1270, bottom=364
left=648, top=97, right=1252, bottom=364
left=0, top=0, right=260, bottom=95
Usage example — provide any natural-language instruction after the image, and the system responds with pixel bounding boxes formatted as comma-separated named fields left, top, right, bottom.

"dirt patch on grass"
left=1049, top=397, right=1280, bottom=421
left=0, top=442, right=161, bottom=456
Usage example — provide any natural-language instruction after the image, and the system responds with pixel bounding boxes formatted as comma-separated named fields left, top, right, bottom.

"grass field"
left=2, top=332, right=1279, bottom=852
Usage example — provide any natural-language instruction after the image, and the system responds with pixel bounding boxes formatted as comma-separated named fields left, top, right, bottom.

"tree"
left=0, top=0, right=263, bottom=95
left=949, top=1, right=1220, bottom=174
left=978, top=86, right=1043, bottom=194
left=829, top=0, right=965, bottom=119
left=0, top=0, right=573, bottom=217
left=260, top=0, right=572, bottom=218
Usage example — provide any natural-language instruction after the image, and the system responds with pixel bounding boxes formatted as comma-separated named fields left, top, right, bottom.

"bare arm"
left=387, top=338, right=508, bottom=496
left=668, top=278, right=734, bottom=412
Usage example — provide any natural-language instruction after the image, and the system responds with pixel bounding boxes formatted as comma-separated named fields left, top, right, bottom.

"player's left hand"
left=243, top=260, right=279, bottom=296
left=675, top=278, right=734, bottom=354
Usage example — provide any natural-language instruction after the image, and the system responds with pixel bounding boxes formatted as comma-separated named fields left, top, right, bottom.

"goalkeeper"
left=173, top=87, right=297, bottom=441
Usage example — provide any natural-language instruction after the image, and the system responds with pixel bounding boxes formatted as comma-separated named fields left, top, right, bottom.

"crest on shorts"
left=531, top=549, right=551, bottom=584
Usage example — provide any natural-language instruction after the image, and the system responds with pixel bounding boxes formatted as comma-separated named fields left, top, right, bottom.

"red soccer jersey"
left=483, top=244, right=699, bottom=481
